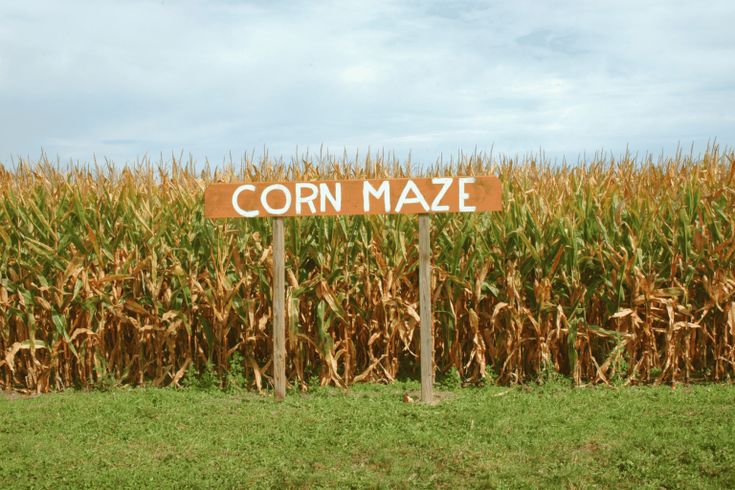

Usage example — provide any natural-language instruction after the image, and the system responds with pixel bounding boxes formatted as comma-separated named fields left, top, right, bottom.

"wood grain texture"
left=205, top=176, right=501, bottom=218
left=418, top=214, right=433, bottom=403
left=272, top=217, right=286, bottom=401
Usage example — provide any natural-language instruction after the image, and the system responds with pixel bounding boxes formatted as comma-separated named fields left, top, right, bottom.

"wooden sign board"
left=205, top=176, right=502, bottom=218
left=204, top=174, right=502, bottom=403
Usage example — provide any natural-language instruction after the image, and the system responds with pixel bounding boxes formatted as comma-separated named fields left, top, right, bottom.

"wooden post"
left=272, top=217, right=286, bottom=400
left=418, top=214, right=433, bottom=403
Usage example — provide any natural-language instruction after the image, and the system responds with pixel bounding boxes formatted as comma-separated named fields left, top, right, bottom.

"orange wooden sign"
left=205, top=176, right=501, bottom=218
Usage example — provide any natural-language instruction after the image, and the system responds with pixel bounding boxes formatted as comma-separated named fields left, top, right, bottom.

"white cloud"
left=0, top=0, right=733, bottom=165
left=340, top=65, right=381, bottom=84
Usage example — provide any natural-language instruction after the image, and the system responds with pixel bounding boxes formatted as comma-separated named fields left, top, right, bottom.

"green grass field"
left=1, top=383, right=734, bottom=489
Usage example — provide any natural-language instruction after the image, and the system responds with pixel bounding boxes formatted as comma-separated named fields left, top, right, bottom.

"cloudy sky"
left=1, top=0, right=734, bottom=165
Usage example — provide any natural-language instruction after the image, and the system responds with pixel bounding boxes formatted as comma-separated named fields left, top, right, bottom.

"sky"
left=1, top=0, right=734, bottom=166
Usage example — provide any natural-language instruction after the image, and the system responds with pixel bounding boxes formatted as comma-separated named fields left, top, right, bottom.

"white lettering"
left=295, top=183, right=318, bottom=214
left=395, top=179, right=429, bottom=213
left=430, top=177, right=452, bottom=212
left=363, top=181, right=391, bottom=212
left=261, top=184, right=292, bottom=215
left=231, top=184, right=259, bottom=217
left=458, top=177, right=476, bottom=212
left=320, top=183, right=342, bottom=212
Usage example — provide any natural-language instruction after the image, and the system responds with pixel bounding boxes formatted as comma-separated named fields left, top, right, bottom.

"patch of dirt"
left=0, top=390, right=42, bottom=400
left=403, top=389, right=455, bottom=405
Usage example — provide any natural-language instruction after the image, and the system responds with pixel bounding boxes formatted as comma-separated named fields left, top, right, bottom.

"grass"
left=2, top=383, right=734, bottom=488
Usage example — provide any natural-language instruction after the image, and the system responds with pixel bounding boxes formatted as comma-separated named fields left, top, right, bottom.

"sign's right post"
left=418, top=214, right=433, bottom=403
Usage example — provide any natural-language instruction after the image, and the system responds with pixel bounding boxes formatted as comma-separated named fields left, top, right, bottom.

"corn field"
left=1, top=146, right=734, bottom=393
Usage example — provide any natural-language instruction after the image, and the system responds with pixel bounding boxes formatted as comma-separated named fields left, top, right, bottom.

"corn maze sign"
left=205, top=176, right=502, bottom=401
left=205, top=177, right=502, bottom=218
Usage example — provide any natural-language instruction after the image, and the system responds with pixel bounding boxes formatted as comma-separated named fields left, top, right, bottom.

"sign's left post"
left=272, top=217, right=287, bottom=400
